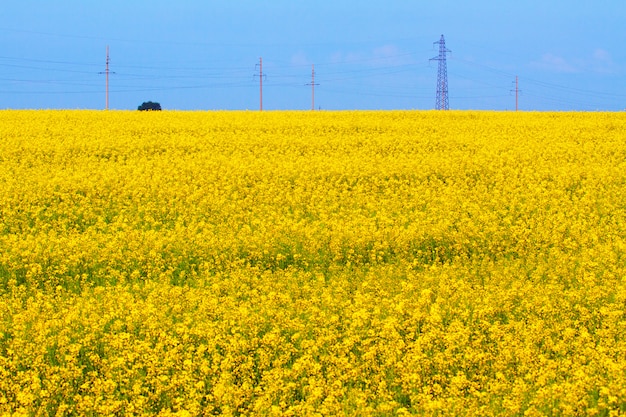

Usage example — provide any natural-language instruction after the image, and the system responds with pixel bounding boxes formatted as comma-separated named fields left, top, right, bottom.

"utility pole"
left=511, top=76, right=520, bottom=111
left=430, top=35, right=451, bottom=110
left=99, top=46, right=114, bottom=110
left=254, top=57, right=265, bottom=111
left=306, top=64, right=319, bottom=110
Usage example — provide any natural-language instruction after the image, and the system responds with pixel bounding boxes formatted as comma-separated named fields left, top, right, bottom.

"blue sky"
left=1, top=1, right=625, bottom=110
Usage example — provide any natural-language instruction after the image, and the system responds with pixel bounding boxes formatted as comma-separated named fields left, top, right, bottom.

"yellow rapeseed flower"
left=0, top=110, right=625, bottom=415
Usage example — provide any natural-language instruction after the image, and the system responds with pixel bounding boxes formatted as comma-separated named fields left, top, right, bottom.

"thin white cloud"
left=373, top=44, right=400, bottom=60
left=345, top=52, right=365, bottom=63
left=591, top=48, right=617, bottom=74
left=327, top=51, right=366, bottom=64
left=530, top=49, right=620, bottom=74
left=530, top=53, right=578, bottom=73
left=328, top=44, right=412, bottom=67
left=372, top=44, right=413, bottom=66
left=291, top=51, right=310, bottom=67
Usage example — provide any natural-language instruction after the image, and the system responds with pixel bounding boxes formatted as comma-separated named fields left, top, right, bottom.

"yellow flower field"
left=1, top=110, right=626, bottom=416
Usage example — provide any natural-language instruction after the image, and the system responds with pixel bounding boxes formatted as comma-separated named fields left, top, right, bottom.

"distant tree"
left=138, top=101, right=162, bottom=111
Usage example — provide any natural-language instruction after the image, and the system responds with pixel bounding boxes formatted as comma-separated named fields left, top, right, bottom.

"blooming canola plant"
left=0, top=110, right=626, bottom=415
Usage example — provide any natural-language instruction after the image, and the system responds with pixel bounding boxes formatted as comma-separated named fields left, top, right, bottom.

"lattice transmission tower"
left=430, top=35, right=451, bottom=110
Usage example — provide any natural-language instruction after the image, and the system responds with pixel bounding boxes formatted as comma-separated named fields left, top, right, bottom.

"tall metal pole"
left=105, top=46, right=110, bottom=110
left=430, top=35, right=451, bottom=110
left=254, top=57, right=266, bottom=111
left=306, top=64, right=320, bottom=110
left=98, top=45, right=115, bottom=110
left=511, top=76, right=520, bottom=111
left=515, top=76, right=519, bottom=111
left=311, top=65, right=315, bottom=111
left=306, top=64, right=320, bottom=111
left=99, top=46, right=115, bottom=110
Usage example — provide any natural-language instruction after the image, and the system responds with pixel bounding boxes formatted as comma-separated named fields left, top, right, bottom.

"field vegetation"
left=1, top=110, right=626, bottom=416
